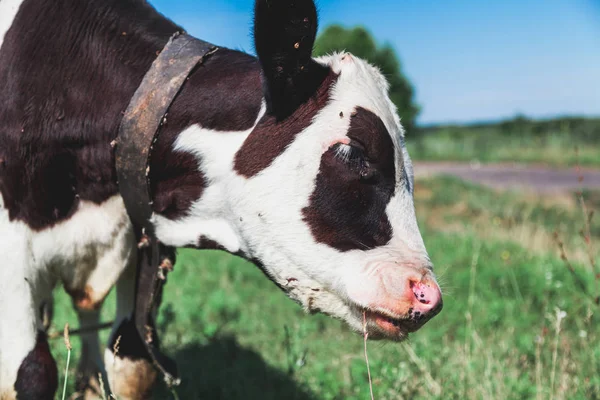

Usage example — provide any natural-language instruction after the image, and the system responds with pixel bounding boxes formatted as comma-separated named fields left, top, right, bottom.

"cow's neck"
left=147, top=47, right=264, bottom=232
left=147, top=47, right=265, bottom=252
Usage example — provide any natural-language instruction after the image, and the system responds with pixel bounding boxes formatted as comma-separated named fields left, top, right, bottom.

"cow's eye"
left=334, top=143, right=363, bottom=163
left=333, top=143, right=378, bottom=181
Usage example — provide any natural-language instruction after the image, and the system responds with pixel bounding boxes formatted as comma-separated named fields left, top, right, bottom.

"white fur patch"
left=0, top=193, right=39, bottom=393
left=152, top=103, right=266, bottom=252
left=44, top=196, right=135, bottom=307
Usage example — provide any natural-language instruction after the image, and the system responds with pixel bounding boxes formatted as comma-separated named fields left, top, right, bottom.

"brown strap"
left=116, top=32, right=216, bottom=229
left=115, top=32, right=217, bottom=386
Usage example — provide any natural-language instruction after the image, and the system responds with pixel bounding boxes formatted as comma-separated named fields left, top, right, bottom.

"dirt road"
left=413, top=162, right=600, bottom=193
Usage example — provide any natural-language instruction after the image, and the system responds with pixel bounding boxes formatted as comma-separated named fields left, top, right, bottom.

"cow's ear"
left=254, top=0, right=330, bottom=120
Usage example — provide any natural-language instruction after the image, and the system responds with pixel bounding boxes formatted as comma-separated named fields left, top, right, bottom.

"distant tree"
left=314, top=25, right=420, bottom=135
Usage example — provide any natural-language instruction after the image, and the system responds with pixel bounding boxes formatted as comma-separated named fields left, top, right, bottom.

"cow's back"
left=0, top=0, right=179, bottom=231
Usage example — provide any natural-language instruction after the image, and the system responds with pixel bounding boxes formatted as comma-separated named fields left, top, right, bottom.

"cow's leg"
left=0, top=214, right=57, bottom=399
left=73, top=308, right=106, bottom=400
left=104, top=257, right=157, bottom=400
left=53, top=206, right=136, bottom=400
left=0, top=291, right=57, bottom=400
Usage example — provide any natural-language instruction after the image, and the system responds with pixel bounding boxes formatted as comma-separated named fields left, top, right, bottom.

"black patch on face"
left=302, top=107, right=395, bottom=251
left=15, top=332, right=58, bottom=400
left=234, top=71, right=338, bottom=178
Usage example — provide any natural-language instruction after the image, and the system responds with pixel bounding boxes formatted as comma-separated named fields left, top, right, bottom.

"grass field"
left=407, top=117, right=600, bottom=167
left=49, top=176, right=600, bottom=399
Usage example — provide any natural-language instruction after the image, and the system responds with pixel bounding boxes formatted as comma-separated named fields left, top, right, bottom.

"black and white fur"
left=0, top=0, right=442, bottom=398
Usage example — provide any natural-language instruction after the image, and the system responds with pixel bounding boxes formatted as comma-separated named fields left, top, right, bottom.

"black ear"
left=254, top=0, right=331, bottom=120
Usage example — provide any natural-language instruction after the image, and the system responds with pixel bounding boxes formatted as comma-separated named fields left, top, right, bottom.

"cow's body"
left=0, top=0, right=443, bottom=398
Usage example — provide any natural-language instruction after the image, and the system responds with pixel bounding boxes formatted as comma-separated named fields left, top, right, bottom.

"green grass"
left=415, top=175, right=600, bottom=244
left=407, top=117, right=600, bottom=167
left=50, top=178, right=600, bottom=399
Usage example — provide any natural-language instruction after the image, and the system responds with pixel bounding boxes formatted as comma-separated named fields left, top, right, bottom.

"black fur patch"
left=0, top=0, right=178, bottom=229
left=254, top=0, right=330, bottom=120
left=0, top=0, right=266, bottom=228
left=15, top=332, right=58, bottom=400
left=302, top=107, right=395, bottom=251
left=234, top=71, right=338, bottom=177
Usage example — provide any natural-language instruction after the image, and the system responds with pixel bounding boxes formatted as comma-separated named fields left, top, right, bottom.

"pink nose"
left=407, top=280, right=443, bottom=329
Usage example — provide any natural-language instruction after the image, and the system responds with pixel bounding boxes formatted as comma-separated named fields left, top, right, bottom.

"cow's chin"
left=280, top=278, right=410, bottom=342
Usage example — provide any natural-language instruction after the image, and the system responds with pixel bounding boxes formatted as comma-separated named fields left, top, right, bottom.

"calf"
left=0, top=0, right=442, bottom=398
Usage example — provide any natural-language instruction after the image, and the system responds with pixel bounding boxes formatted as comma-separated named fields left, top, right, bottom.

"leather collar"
left=115, top=32, right=217, bottom=386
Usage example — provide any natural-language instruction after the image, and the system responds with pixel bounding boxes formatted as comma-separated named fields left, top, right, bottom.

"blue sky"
left=149, top=0, right=600, bottom=125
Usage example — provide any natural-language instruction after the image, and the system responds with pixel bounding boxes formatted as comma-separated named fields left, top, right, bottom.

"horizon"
left=149, top=0, right=600, bottom=126
left=418, top=112, right=600, bottom=129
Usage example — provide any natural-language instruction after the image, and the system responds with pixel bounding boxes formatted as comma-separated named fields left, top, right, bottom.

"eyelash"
left=334, top=143, right=374, bottom=180
left=334, top=143, right=363, bottom=163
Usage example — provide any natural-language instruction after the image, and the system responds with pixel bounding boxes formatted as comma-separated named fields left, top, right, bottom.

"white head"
left=153, top=0, right=442, bottom=340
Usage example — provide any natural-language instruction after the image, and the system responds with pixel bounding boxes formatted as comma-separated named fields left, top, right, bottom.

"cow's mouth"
left=353, top=284, right=443, bottom=340
left=361, top=305, right=441, bottom=340
left=361, top=309, right=414, bottom=341
left=275, top=274, right=440, bottom=340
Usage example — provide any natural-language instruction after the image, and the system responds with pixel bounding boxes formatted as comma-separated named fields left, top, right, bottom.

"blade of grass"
left=363, top=311, right=375, bottom=400
left=61, top=323, right=72, bottom=400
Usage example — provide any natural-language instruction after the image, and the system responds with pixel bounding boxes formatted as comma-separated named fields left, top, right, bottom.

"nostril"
left=412, top=281, right=432, bottom=304
left=416, top=291, right=430, bottom=304
left=409, top=278, right=442, bottom=317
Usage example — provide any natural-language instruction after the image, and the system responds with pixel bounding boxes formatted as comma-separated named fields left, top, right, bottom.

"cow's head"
left=154, top=0, right=442, bottom=340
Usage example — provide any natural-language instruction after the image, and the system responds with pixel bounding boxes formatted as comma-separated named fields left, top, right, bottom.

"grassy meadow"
left=407, top=117, right=600, bottom=167
left=48, top=175, right=599, bottom=399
